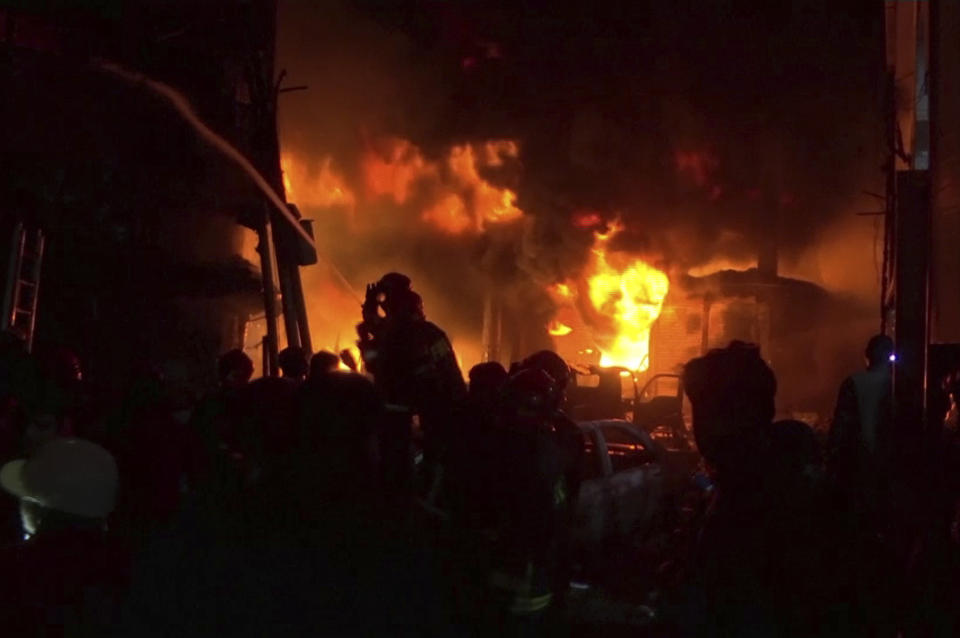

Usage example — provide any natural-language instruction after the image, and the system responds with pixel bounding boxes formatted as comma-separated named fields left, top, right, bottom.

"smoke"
left=277, top=0, right=885, bottom=372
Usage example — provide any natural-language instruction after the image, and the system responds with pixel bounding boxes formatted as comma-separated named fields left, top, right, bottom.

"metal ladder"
left=2, top=222, right=45, bottom=352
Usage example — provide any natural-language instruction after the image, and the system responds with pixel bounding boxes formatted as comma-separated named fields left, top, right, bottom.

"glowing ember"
left=548, top=320, right=573, bottom=336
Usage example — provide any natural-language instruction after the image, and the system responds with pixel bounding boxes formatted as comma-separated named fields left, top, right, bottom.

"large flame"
left=550, top=222, right=669, bottom=372
left=282, top=137, right=521, bottom=235
left=280, top=135, right=524, bottom=375
left=281, top=153, right=356, bottom=210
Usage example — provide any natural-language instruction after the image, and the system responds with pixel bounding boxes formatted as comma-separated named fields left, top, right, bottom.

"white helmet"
left=0, top=438, right=118, bottom=519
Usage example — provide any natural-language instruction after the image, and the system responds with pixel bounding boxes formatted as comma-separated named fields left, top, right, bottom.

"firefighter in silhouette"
left=515, top=351, right=584, bottom=503
left=512, top=351, right=584, bottom=604
left=358, top=276, right=465, bottom=496
left=829, top=333, right=895, bottom=532
left=480, top=368, right=567, bottom=631
left=356, top=272, right=412, bottom=372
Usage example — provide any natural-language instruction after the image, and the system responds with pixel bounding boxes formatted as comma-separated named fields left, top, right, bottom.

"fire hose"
left=93, top=59, right=361, bottom=303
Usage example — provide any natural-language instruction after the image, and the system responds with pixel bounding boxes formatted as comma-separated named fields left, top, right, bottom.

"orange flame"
left=353, top=138, right=523, bottom=234
left=549, top=282, right=574, bottom=300
left=583, top=222, right=669, bottom=371
left=363, top=138, right=433, bottom=204
left=281, top=153, right=356, bottom=210
left=548, top=320, right=573, bottom=336
left=422, top=193, right=472, bottom=234
left=447, top=141, right=522, bottom=231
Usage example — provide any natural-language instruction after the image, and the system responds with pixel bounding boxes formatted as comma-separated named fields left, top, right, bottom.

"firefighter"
left=480, top=368, right=568, bottom=633
left=359, top=282, right=466, bottom=497
left=515, top=351, right=584, bottom=502
left=513, top=350, right=585, bottom=600
left=356, top=271, right=413, bottom=374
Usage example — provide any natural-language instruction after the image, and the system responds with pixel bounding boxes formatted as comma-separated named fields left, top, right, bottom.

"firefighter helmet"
left=502, top=368, right=557, bottom=416
left=519, top=350, right=571, bottom=391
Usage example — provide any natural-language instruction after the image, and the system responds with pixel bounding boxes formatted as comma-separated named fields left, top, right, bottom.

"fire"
left=280, top=153, right=356, bottom=210
left=549, top=282, right=574, bottom=300
left=362, top=137, right=433, bottom=204
left=422, top=193, right=472, bottom=234
left=353, top=137, right=523, bottom=234
left=548, top=320, right=573, bottom=336
left=446, top=141, right=522, bottom=231
left=551, top=221, right=669, bottom=372
left=687, top=255, right=755, bottom=277
left=283, top=136, right=523, bottom=379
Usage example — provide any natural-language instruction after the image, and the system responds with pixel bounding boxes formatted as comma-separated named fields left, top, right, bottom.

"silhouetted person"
left=278, top=346, right=309, bottom=383
left=239, top=370, right=300, bottom=495
left=294, top=369, right=383, bottom=516
left=479, top=368, right=568, bottom=635
left=468, top=361, right=509, bottom=407
left=679, top=341, right=782, bottom=636
left=121, top=366, right=454, bottom=636
left=513, top=350, right=585, bottom=602
left=356, top=271, right=412, bottom=366
left=821, top=334, right=901, bottom=637
left=444, top=361, right=509, bottom=547
left=200, top=349, right=254, bottom=450
left=0, top=438, right=129, bottom=636
left=362, top=285, right=466, bottom=496
left=111, top=370, right=204, bottom=537
left=188, top=350, right=253, bottom=511
left=829, top=334, right=894, bottom=532
left=309, top=350, right=340, bottom=379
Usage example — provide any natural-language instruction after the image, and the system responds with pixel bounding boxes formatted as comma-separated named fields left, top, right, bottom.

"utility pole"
left=241, top=0, right=314, bottom=372
left=885, top=0, right=936, bottom=466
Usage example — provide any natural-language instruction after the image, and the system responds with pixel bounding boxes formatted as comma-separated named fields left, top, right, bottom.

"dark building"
left=0, top=1, right=299, bottom=394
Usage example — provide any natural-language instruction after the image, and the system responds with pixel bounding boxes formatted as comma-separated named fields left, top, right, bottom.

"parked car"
left=573, top=419, right=697, bottom=549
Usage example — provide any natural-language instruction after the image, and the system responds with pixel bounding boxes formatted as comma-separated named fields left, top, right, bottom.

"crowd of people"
left=0, top=273, right=957, bottom=637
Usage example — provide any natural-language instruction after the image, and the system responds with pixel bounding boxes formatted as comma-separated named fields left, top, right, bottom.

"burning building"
left=0, top=1, right=882, bottom=412
left=275, top=0, right=885, bottom=417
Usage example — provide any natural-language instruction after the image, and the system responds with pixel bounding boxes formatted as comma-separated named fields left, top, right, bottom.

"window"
left=600, top=425, right=657, bottom=473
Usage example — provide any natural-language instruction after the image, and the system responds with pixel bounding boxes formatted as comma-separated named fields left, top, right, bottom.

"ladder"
left=2, top=223, right=45, bottom=352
